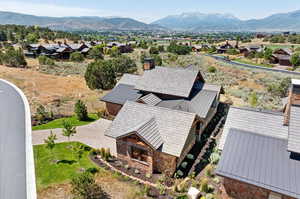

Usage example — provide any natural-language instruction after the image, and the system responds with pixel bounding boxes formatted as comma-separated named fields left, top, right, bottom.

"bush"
left=186, top=154, right=194, bottom=160
left=38, top=55, right=55, bottom=65
left=74, top=100, right=88, bottom=121
left=291, top=52, right=300, bottom=67
left=149, top=46, right=159, bottom=54
left=167, top=41, right=192, bottom=55
left=88, top=45, right=104, bottom=60
left=70, top=52, right=84, bottom=62
left=84, top=59, right=116, bottom=90
left=200, top=177, right=209, bottom=193
left=176, top=170, right=184, bottom=178
left=248, top=92, right=258, bottom=107
left=227, top=48, right=239, bottom=55
left=267, top=77, right=291, bottom=97
left=112, top=55, right=137, bottom=73
left=208, top=66, right=217, bottom=73
left=71, top=172, right=108, bottom=199
left=86, top=167, right=99, bottom=174
left=181, top=162, right=188, bottom=169
left=1, top=47, right=27, bottom=67
left=205, top=164, right=214, bottom=177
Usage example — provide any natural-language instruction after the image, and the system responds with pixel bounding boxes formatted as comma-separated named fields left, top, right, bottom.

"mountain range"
left=0, top=11, right=165, bottom=31
left=152, top=10, right=300, bottom=32
left=0, top=10, right=300, bottom=32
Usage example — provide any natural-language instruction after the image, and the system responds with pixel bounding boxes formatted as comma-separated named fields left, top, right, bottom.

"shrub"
left=38, top=55, right=55, bottom=65
left=149, top=46, right=159, bottom=54
left=186, top=154, right=194, bottom=160
left=181, top=162, right=188, bottom=169
left=1, top=47, right=27, bottom=67
left=86, top=167, right=99, bottom=174
left=167, top=41, right=192, bottom=55
left=248, top=92, right=258, bottom=107
left=71, top=172, right=108, bottom=199
left=88, top=45, right=104, bottom=60
left=205, top=164, right=214, bottom=177
left=176, top=170, right=184, bottom=178
left=208, top=66, right=217, bottom=73
left=112, top=55, right=137, bottom=74
left=227, top=48, right=239, bottom=55
left=84, top=59, right=116, bottom=90
left=200, top=177, right=209, bottom=193
left=291, top=52, right=300, bottom=67
left=70, top=52, right=84, bottom=62
left=74, top=100, right=88, bottom=121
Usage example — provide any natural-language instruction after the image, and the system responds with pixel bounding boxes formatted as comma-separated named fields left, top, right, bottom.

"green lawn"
left=233, top=58, right=274, bottom=68
left=34, top=142, right=97, bottom=189
left=32, top=114, right=99, bottom=131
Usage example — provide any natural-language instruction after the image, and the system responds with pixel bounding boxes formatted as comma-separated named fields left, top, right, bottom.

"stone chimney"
left=143, top=58, right=155, bottom=70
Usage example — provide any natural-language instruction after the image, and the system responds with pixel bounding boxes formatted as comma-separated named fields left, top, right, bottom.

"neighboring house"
left=102, top=59, right=223, bottom=174
left=239, top=45, right=264, bottom=57
left=271, top=48, right=293, bottom=67
left=217, top=41, right=234, bottom=54
left=106, top=42, right=133, bottom=53
left=216, top=79, right=300, bottom=199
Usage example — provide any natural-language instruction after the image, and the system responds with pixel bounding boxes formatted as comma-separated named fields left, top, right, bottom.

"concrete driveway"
left=32, top=119, right=117, bottom=155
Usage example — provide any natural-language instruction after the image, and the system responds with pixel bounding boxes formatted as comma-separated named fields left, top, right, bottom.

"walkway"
left=32, top=119, right=116, bottom=155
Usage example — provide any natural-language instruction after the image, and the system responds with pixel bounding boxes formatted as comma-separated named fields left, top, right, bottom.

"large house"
left=270, top=48, right=293, bottom=67
left=216, top=79, right=300, bottom=199
left=102, top=60, right=222, bottom=175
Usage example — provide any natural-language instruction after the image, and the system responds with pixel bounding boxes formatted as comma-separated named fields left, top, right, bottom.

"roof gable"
left=135, top=66, right=201, bottom=98
left=105, top=101, right=196, bottom=157
left=117, top=117, right=164, bottom=150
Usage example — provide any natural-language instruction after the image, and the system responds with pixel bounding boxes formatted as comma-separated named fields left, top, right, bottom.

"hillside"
left=152, top=10, right=300, bottom=32
left=0, top=11, right=165, bottom=31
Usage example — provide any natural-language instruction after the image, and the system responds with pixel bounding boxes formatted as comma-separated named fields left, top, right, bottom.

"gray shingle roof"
left=100, top=84, right=142, bottom=105
left=139, top=93, right=162, bottom=106
left=118, top=117, right=163, bottom=150
left=216, top=129, right=300, bottom=199
left=135, top=66, right=199, bottom=98
left=117, top=74, right=141, bottom=86
left=157, top=89, right=217, bottom=118
left=288, top=105, right=300, bottom=153
left=219, top=107, right=288, bottom=150
left=105, top=101, right=196, bottom=157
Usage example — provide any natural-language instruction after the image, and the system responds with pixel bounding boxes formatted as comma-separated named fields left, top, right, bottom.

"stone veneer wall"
left=153, top=151, right=177, bottom=175
left=105, top=102, right=122, bottom=116
left=223, top=177, right=296, bottom=199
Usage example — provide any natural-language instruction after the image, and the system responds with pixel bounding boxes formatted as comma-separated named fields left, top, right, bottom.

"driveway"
left=32, top=119, right=117, bottom=155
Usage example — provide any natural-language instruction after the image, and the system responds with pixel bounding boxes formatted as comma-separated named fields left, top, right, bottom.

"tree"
left=291, top=52, right=300, bottom=67
left=264, top=48, right=273, bottom=61
left=167, top=41, right=192, bottom=55
left=62, top=120, right=77, bottom=142
left=158, top=45, right=165, bottom=52
left=26, top=33, right=39, bottom=43
left=44, top=131, right=57, bottom=160
left=267, top=77, right=291, bottom=97
left=84, top=60, right=116, bottom=90
left=88, top=46, right=104, bottom=60
left=73, top=143, right=84, bottom=162
left=151, top=54, right=163, bottom=66
left=71, top=172, right=108, bottom=199
left=149, top=46, right=159, bottom=54
left=112, top=55, right=137, bottom=74
left=70, top=52, right=84, bottom=62
left=74, top=100, right=89, bottom=121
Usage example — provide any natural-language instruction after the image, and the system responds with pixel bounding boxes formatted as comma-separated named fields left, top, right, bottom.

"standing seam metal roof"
left=216, top=129, right=300, bottom=199
left=139, top=93, right=162, bottom=106
left=105, top=101, right=196, bottom=157
left=288, top=105, right=300, bottom=154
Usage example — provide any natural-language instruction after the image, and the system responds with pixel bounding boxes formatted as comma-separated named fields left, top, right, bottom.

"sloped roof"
left=117, top=74, right=141, bottom=86
left=288, top=105, right=300, bottom=153
left=105, top=101, right=196, bottom=157
left=100, top=84, right=142, bottom=105
left=135, top=66, right=200, bottom=98
left=139, top=93, right=162, bottom=106
left=219, top=107, right=288, bottom=150
left=158, top=89, right=217, bottom=118
left=118, top=117, right=163, bottom=150
left=216, top=129, right=300, bottom=199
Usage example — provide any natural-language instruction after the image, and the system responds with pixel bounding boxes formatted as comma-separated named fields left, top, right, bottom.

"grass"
left=233, top=58, right=274, bottom=68
left=34, top=142, right=96, bottom=189
left=32, top=114, right=99, bottom=131
left=266, top=44, right=300, bottom=50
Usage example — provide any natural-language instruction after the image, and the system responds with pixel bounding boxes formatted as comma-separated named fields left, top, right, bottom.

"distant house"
left=101, top=59, right=223, bottom=174
left=239, top=45, right=264, bottom=57
left=192, top=44, right=210, bottom=52
left=271, top=48, right=293, bottom=66
left=217, top=41, right=234, bottom=54
left=216, top=79, right=300, bottom=199
left=106, top=42, right=133, bottom=53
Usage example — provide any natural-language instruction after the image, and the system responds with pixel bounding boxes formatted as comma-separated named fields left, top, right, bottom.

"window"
left=130, top=146, right=148, bottom=163
left=268, top=192, right=282, bottom=199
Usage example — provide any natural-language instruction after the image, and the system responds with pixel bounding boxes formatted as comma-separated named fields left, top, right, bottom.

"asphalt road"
left=0, top=79, right=36, bottom=199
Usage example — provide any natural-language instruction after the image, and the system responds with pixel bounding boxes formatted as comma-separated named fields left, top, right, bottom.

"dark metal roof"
left=288, top=105, right=300, bottom=153
left=100, top=84, right=142, bottom=105
left=216, top=128, right=300, bottom=199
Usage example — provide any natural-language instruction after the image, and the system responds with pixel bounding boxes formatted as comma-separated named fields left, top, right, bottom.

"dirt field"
left=0, top=65, right=107, bottom=116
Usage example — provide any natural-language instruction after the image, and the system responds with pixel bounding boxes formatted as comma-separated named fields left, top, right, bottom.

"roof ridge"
left=230, top=106, right=283, bottom=116
left=126, top=101, right=197, bottom=117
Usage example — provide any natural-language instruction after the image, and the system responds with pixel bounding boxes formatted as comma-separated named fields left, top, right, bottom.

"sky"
left=0, top=0, right=299, bottom=23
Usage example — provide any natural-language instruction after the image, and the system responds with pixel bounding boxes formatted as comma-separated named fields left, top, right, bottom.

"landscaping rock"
left=187, top=187, right=201, bottom=199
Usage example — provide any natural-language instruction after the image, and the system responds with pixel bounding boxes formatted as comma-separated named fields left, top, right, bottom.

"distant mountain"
left=0, top=11, right=165, bottom=31
left=152, top=10, right=300, bottom=32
